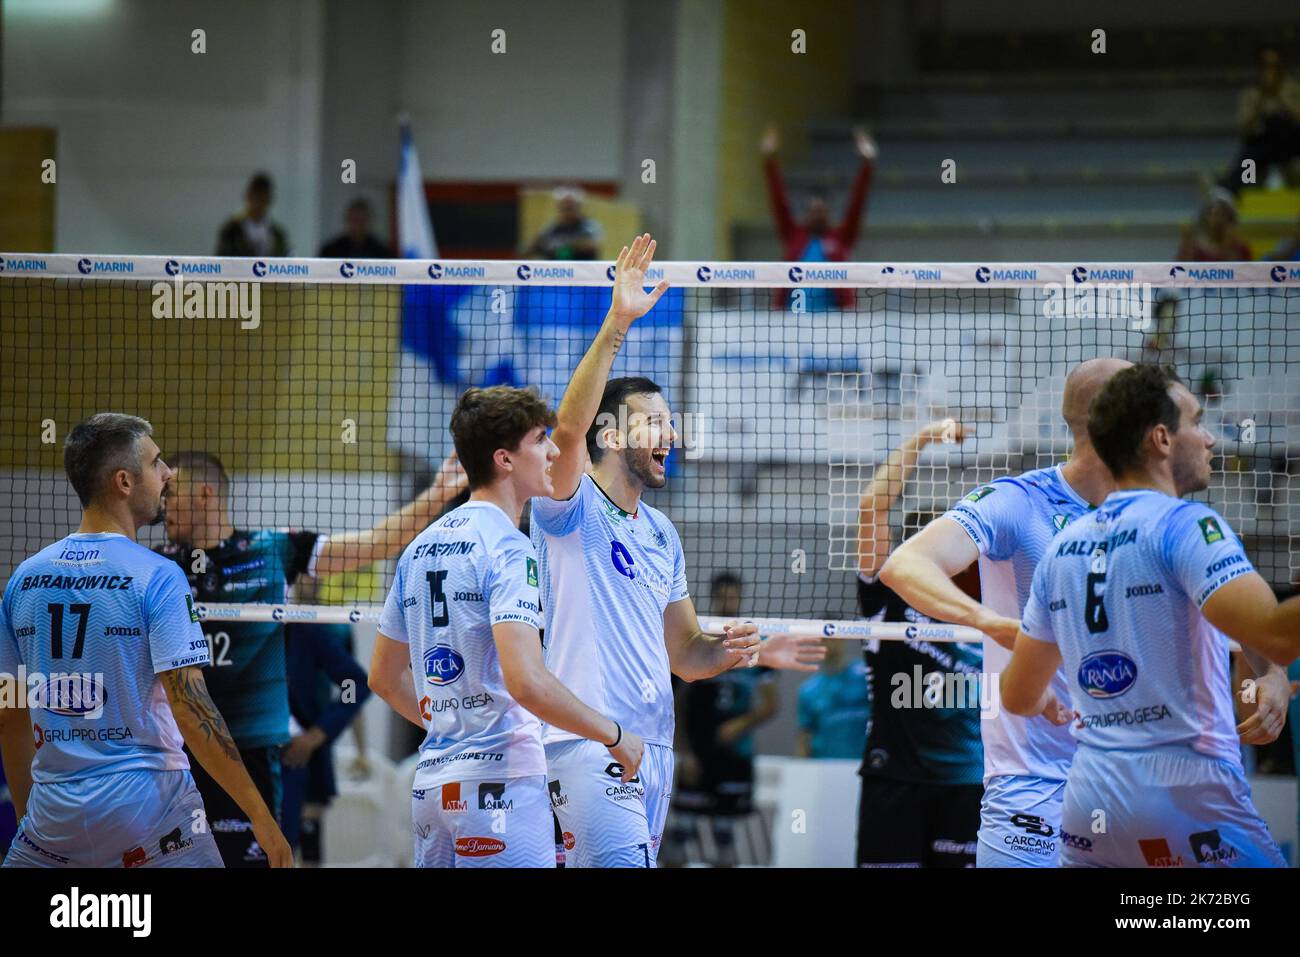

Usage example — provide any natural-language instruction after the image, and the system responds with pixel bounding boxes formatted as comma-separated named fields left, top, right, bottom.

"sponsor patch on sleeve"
left=965, top=486, right=995, bottom=503
left=186, top=594, right=200, bottom=623
left=1198, top=516, right=1224, bottom=545
left=526, top=557, right=539, bottom=587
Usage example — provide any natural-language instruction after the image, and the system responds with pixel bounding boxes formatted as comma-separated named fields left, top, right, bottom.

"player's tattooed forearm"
left=165, top=668, right=241, bottom=763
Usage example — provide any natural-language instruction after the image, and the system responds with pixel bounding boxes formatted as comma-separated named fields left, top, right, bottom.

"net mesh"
left=2, top=268, right=1298, bottom=626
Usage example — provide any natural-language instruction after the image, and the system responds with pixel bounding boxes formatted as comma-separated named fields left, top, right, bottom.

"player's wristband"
left=605, top=721, right=622, bottom=750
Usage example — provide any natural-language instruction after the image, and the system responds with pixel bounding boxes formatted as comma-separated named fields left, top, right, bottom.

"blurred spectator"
left=1220, top=45, right=1300, bottom=194
left=1176, top=189, right=1252, bottom=261
left=281, top=576, right=371, bottom=865
left=1265, top=214, right=1300, bottom=260
left=669, top=572, right=778, bottom=866
left=523, top=186, right=602, bottom=260
left=762, top=124, right=876, bottom=310
left=216, top=172, right=290, bottom=257
left=796, top=639, right=870, bottom=759
left=318, top=198, right=394, bottom=259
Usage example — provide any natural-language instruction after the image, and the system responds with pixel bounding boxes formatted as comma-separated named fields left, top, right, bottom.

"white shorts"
left=976, top=773, right=1065, bottom=868
left=412, top=775, right=554, bottom=868
left=3, top=769, right=222, bottom=869
left=545, top=738, right=674, bottom=868
left=1061, top=745, right=1286, bottom=868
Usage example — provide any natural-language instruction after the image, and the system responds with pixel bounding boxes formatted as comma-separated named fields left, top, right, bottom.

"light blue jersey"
left=0, top=532, right=210, bottom=785
left=1021, top=489, right=1247, bottom=763
left=379, top=501, right=547, bottom=788
left=943, top=464, right=1090, bottom=782
left=531, top=474, right=689, bottom=748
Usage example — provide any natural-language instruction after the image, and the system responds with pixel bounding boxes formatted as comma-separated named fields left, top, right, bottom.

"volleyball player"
left=1002, top=364, right=1299, bottom=867
left=156, top=449, right=466, bottom=866
left=855, top=419, right=984, bottom=867
left=531, top=234, right=768, bottom=868
left=0, top=413, right=290, bottom=867
left=879, top=359, right=1128, bottom=866
left=367, top=386, right=644, bottom=867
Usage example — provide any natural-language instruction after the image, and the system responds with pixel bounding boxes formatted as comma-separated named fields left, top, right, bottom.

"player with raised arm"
left=533, top=234, right=820, bottom=868
left=855, top=418, right=985, bottom=868
left=879, top=358, right=1127, bottom=866
left=156, top=448, right=466, bottom=866
left=0, top=414, right=290, bottom=868
left=1002, top=364, right=1300, bottom=867
left=368, top=386, right=645, bottom=868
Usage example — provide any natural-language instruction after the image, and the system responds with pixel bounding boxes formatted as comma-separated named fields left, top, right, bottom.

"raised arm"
left=161, top=666, right=292, bottom=867
left=493, top=622, right=643, bottom=782
left=548, top=233, right=669, bottom=500
left=760, top=126, right=796, bottom=241
left=880, top=516, right=1021, bottom=648
left=837, top=127, right=877, bottom=249
left=315, top=453, right=468, bottom=577
left=858, top=419, right=962, bottom=578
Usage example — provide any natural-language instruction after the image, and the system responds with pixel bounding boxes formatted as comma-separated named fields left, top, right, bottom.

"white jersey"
left=942, top=465, right=1089, bottom=783
left=531, top=474, right=688, bottom=748
left=1021, top=489, right=1247, bottom=765
left=379, top=501, right=547, bottom=788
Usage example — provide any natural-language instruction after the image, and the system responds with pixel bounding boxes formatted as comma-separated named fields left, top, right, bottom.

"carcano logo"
left=697, top=265, right=712, bottom=282
left=340, top=261, right=355, bottom=278
left=516, top=264, right=532, bottom=280
left=975, top=266, right=991, bottom=283
left=455, top=837, right=505, bottom=858
left=604, top=763, right=640, bottom=784
left=36, top=674, right=107, bottom=716
left=1077, top=650, right=1137, bottom=699
left=1072, top=266, right=1088, bottom=283
left=424, top=645, right=466, bottom=686
left=789, top=266, right=803, bottom=282
left=78, top=258, right=93, bottom=274
left=252, top=261, right=268, bottom=277
left=610, top=540, right=636, bottom=579
left=428, top=263, right=443, bottom=279
left=1009, top=814, right=1054, bottom=837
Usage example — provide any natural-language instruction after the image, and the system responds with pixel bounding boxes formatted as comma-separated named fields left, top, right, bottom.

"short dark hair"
left=63, top=413, right=154, bottom=508
left=1087, top=364, right=1184, bottom=477
left=171, top=450, right=230, bottom=501
left=248, top=172, right=273, bottom=195
left=711, top=571, right=742, bottom=593
left=451, top=386, right=556, bottom=489
left=585, top=377, right=663, bottom=464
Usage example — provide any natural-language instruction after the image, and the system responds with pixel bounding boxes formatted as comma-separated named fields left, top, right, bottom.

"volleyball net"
left=2, top=255, right=1298, bottom=642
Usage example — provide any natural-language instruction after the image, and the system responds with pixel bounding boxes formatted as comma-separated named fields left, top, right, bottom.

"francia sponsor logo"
left=424, top=645, right=465, bottom=687
left=1077, top=650, right=1138, bottom=699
